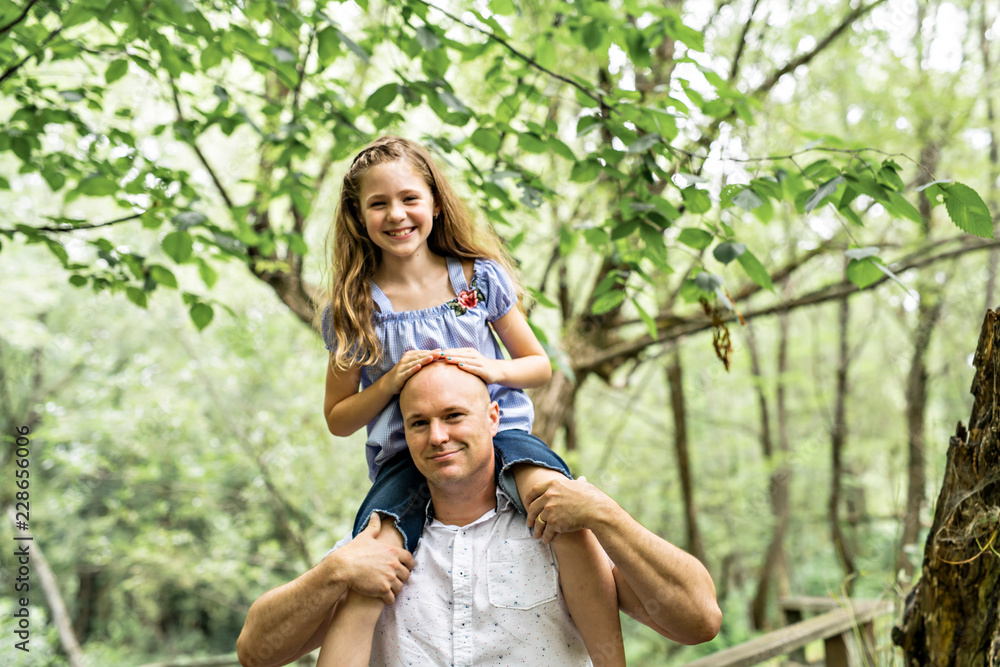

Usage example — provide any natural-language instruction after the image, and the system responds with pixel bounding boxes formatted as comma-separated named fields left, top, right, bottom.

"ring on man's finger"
left=537, top=517, right=546, bottom=525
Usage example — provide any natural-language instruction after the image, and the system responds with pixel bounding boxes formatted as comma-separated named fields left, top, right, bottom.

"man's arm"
left=236, top=515, right=413, bottom=667
left=525, top=478, right=721, bottom=645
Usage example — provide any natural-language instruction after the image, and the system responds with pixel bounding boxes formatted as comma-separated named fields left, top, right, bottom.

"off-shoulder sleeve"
left=321, top=305, right=336, bottom=352
left=478, top=259, right=516, bottom=322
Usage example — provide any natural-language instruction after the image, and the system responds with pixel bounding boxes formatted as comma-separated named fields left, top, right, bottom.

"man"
left=237, top=362, right=720, bottom=666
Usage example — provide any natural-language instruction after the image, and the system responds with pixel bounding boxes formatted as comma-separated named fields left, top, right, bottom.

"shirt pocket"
left=487, top=538, right=559, bottom=609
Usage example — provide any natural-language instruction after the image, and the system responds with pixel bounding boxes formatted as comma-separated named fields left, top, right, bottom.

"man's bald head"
left=399, top=360, right=491, bottom=414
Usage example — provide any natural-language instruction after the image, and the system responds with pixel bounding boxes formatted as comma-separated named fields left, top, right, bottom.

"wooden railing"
left=684, top=597, right=895, bottom=667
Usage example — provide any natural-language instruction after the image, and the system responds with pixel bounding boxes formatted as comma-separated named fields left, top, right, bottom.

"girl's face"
left=358, top=159, right=440, bottom=262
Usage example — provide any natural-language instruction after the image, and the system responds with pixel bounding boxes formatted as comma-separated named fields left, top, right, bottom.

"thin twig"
left=0, top=210, right=149, bottom=235
left=412, top=0, right=609, bottom=111
left=170, top=78, right=236, bottom=209
left=0, top=0, right=40, bottom=37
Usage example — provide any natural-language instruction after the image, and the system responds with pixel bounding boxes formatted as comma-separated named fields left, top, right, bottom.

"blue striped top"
left=323, top=257, right=535, bottom=480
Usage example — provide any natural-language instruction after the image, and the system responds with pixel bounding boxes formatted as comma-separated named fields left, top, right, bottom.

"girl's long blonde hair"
left=316, top=136, right=521, bottom=370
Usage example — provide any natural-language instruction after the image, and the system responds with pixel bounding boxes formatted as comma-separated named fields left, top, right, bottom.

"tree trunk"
left=530, top=370, right=579, bottom=447
left=893, top=309, right=1000, bottom=665
left=830, top=279, right=857, bottom=588
left=666, top=345, right=706, bottom=565
left=980, top=0, right=999, bottom=310
left=20, top=528, right=85, bottom=667
left=747, top=313, right=791, bottom=629
left=899, top=297, right=945, bottom=576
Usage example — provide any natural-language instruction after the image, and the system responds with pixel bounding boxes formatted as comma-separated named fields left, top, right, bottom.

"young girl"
left=315, top=136, right=624, bottom=666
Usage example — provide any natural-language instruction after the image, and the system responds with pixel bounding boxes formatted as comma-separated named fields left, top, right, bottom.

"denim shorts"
left=352, top=429, right=572, bottom=553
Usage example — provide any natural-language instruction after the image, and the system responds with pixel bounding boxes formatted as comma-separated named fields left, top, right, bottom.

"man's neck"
left=429, top=480, right=498, bottom=527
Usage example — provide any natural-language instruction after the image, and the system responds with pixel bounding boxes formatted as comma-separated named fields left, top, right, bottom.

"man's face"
left=400, top=362, right=499, bottom=490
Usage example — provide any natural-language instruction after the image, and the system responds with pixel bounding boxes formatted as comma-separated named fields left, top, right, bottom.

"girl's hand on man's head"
left=440, top=347, right=502, bottom=384
left=385, top=349, right=441, bottom=394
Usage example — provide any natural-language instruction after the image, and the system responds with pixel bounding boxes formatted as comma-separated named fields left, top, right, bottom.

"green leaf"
left=317, top=26, right=340, bottom=66
left=272, top=46, right=296, bottom=63
left=582, top=21, right=604, bottom=51
left=694, top=272, right=723, bottom=292
left=162, top=231, right=194, bottom=263
left=732, top=186, right=764, bottom=211
left=591, top=290, right=625, bottom=315
left=847, top=257, right=883, bottom=289
left=548, top=137, right=576, bottom=161
left=78, top=174, right=118, bottom=197
left=627, top=133, right=661, bottom=153
left=518, top=133, right=546, bottom=153
left=471, top=127, right=502, bottom=153
left=172, top=211, right=207, bottom=229
left=678, top=227, right=713, bottom=250
left=105, top=59, right=129, bottom=84
left=201, top=42, right=224, bottom=70
left=942, top=183, right=993, bottom=239
left=490, top=0, right=517, bottom=14
left=736, top=250, right=773, bottom=291
left=525, top=286, right=557, bottom=309
left=805, top=175, right=844, bottom=213
left=437, top=88, right=470, bottom=113
left=416, top=26, right=441, bottom=50
left=884, top=192, right=922, bottom=224
left=197, top=258, right=218, bottom=288
left=189, top=302, right=214, bottom=330
left=681, top=187, right=711, bottom=214
left=570, top=159, right=600, bottom=183
left=69, top=274, right=88, bottom=287
left=125, top=286, right=148, bottom=308
left=634, top=300, right=658, bottom=339
left=713, top=241, right=746, bottom=264
left=335, top=27, right=370, bottom=63
left=149, top=265, right=178, bottom=289
left=366, top=83, right=399, bottom=110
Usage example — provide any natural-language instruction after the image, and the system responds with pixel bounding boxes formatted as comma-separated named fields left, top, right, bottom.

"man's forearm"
left=590, top=503, right=721, bottom=645
left=236, top=559, right=346, bottom=667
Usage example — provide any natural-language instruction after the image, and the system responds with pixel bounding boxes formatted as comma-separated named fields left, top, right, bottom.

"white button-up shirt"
left=332, top=489, right=592, bottom=666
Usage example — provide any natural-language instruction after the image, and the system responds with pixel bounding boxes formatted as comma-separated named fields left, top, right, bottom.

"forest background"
left=1, top=0, right=998, bottom=665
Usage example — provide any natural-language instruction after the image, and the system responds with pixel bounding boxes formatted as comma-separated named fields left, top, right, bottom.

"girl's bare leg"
left=315, top=519, right=405, bottom=667
left=513, top=465, right=626, bottom=667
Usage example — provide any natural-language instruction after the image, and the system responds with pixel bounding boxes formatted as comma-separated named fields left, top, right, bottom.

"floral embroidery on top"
left=445, top=277, right=486, bottom=316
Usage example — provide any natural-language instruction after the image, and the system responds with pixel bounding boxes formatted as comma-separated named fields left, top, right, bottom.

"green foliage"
left=0, top=0, right=989, bottom=337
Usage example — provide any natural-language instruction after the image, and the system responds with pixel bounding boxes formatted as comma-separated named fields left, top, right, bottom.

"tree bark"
left=893, top=309, right=1000, bottom=665
left=980, top=0, right=1000, bottom=309
left=830, top=274, right=857, bottom=589
left=899, top=296, right=945, bottom=577
left=666, top=345, right=706, bottom=565
left=746, top=313, right=791, bottom=630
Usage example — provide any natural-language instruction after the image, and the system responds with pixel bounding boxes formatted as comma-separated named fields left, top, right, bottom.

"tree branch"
left=414, top=0, right=609, bottom=110
left=0, top=26, right=62, bottom=85
left=577, top=237, right=1000, bottom=373
left=728, top=0, right=761, bottom=81
left=756, top=0, right=889, bottom=96
left=0, top=210, right=149, bottom=235
left=170, top=79, right=235, bottom=209
left=0, top=0, right=40, bottom=37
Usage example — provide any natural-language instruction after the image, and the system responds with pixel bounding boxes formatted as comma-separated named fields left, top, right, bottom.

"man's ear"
left=488, top=401, right=500, bottom=437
